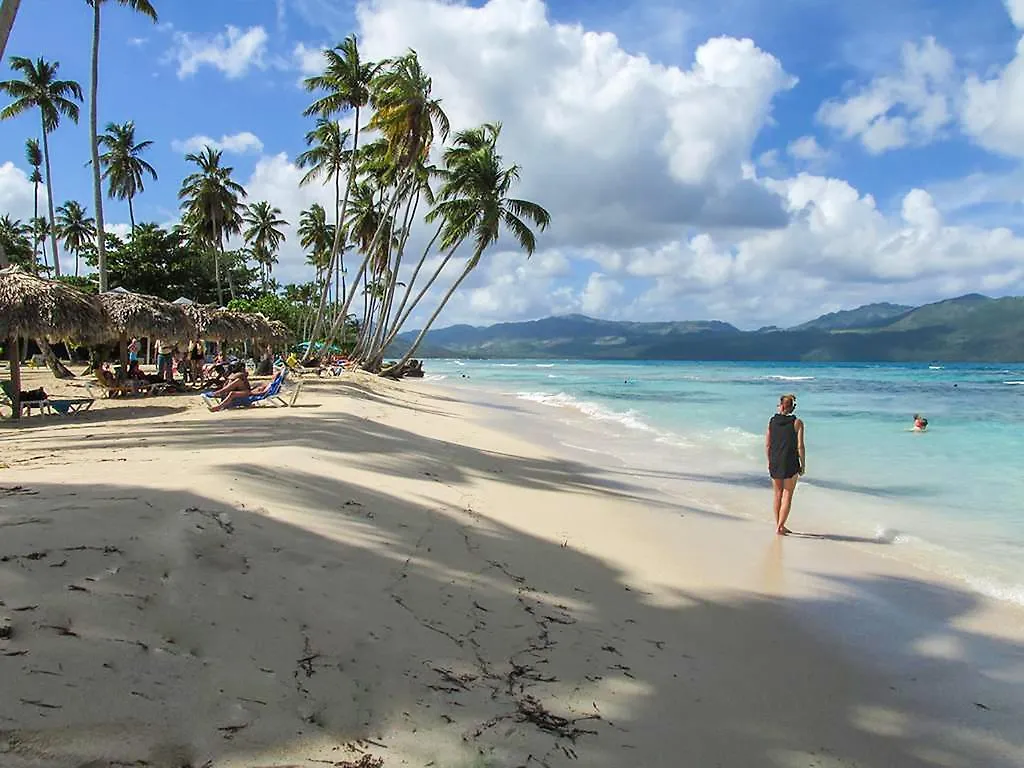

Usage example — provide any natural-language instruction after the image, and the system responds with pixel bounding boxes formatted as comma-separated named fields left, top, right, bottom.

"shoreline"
left=1, top=368, right=1022, bottom=766
left=424, top=366, right=1024, bottom=611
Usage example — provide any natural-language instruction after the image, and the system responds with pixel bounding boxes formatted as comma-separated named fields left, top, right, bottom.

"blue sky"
left=3, top=0, right=1024, bottom=329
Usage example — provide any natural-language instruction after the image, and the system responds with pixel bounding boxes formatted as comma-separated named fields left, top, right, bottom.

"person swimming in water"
left=913, top=414, right=929, bottom=432
left=766, top=393, right=805, bottom=536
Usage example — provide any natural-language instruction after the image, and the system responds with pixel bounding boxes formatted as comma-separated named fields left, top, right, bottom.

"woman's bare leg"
left=209, top=391, right=250, bottom=412
left=772, top=479, right=784, bottom=530
left=778, top=476, right=798, bottom=534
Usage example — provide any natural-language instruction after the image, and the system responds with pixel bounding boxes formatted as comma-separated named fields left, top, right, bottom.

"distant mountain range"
left=390, top=294, right=1024, bottom=362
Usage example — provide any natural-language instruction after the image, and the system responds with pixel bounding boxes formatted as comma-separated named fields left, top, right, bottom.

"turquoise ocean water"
left=425, top=360, right=1024, bottom=607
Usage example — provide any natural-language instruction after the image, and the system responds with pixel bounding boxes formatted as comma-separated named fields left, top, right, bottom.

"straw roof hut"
left=0, top=266, right=105, bottom=420
left=0, top=266, right=104, bottom=343
left=97, top=289, right=196, bottom=342
left=267, top=320, right=291, bottom=343
left=179, top=304, right=289, bottom=347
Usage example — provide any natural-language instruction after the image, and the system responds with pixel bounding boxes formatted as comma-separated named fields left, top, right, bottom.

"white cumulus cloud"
left=171, top=132, right=265, bottom=155
left=170, top=25, right=269, bottom=79
left=818, top=36, right=956, bottom=154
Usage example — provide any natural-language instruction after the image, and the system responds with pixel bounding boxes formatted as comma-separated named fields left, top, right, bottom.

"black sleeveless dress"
left=768, top=413, right=800, bottom=480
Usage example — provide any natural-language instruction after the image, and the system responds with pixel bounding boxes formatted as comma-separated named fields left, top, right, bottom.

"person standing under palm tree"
left=0, top=56, right=83, bottom=276
left=97, top=120, right=157, bottom=233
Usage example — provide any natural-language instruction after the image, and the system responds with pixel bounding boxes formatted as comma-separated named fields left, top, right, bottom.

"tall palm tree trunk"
left=31, top=175, right=40, bottom=270
left=388, top=263, right=474, bottom=376
left=211, top=206, right=223, bottom=305
left=0, top=0, right=21, bottom=62
left=127, top=194, right=135, bottom=233
left=383, top=246, right=457, bottom=351
left=39, top=122, right=61, bottom=276
left=320, top=167, right=414, bottom=354
left=90, top=0, right=106, bottom=290
left=304, top=108, right=360, bottom=359
left=383, top=221, right=442, bottom=345
left=365, top=191, right=419, bottom=368
left=333, top=170, right=340, bottom=312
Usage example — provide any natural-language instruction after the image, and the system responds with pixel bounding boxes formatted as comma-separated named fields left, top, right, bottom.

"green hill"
left=390, top=294, right=1024, bottom=362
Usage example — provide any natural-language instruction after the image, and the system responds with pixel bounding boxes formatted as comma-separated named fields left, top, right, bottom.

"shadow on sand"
left=0, top=404, right=1021, bottom=766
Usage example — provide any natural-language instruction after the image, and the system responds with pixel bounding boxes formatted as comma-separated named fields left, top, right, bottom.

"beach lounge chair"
left=0, top=380, right=94, bottom=418
left=87, top=370, right=169, bottom=399
left=203, top=371, right=302, bottom=410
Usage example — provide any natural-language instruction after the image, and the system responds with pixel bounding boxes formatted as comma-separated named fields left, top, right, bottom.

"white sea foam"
left=497, top=363, right=519, bottom=367
left=452, top=360, right=465, bottom=366
left=535, top=364, right=555, bottom=368
left=929, top=366, right=944, bottom=370
left=514, top=391, right=654, bottom=432
left=1004, top=381, right=1024, bottom=385
left=423, top=374, right=447, bottom=382
left=764, top=375, right=816, bottom=381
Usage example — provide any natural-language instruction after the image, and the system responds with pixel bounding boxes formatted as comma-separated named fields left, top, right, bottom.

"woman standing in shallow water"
left=766, top=393, right=805, bottom=535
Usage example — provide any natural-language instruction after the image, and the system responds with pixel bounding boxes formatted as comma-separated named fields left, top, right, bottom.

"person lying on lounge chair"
left=203, top=370, right=272, bottom=412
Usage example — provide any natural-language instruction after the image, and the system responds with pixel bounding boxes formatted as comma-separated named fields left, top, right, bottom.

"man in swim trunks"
left=766, top=393, right=805, bottom=535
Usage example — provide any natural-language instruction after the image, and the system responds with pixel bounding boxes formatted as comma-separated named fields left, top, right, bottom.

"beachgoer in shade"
left=127, top=337, right=140, bottom=364
left=913, top=414, right=929, bottom=432
left=766, top=393, right=805, bottom=535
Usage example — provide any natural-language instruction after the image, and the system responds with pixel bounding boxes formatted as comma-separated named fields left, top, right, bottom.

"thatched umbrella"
left=0, top=266, right=105, bottom=420
left=96, top=289, right=197, bottom=369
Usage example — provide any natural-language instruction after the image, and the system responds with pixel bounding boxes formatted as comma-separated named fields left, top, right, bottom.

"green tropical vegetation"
left=0, top=31, right=551, bottom=373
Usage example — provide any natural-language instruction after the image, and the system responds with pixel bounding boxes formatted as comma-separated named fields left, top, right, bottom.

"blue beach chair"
left=203, top=371, right=301, bottom=410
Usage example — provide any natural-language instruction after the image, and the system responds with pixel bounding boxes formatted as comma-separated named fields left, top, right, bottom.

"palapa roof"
left=0, top=266, right=106, bottom=342
left=180, top=305, right=286, bottom=342
left=266, top=320, right=291, bottom=343
left=97, top=289, right=197, bottom=341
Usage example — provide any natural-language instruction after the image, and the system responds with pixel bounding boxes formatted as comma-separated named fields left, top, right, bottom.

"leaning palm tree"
left=242, top=200, right=288, bottom=292
left=297, top=117, right=350, bottom=306
left=301, top=34, right=375, bottom=356
left=24, top=137, right=42, bottom=268
left=98, top=120, right=157, bottom=232
left=321, top=51, right=450, bottom=355
left=178, top=146, right=246, bottom=305
left=0, top=56, right=83, bottom=276
left=87, top=0, right=158, bottom=292
left=55, top=200, right=96, bottom=277
left=389, top=123, right=550, bottom=374
left=0, top=0, right=21, bottom=62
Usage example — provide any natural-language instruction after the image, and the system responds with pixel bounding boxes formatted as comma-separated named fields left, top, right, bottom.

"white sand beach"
left=1, top=368, right=1022, bottom=767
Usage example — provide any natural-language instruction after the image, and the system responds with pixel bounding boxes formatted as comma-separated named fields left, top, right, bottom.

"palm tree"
left=296, top=117, right=350, bottom=305
left=321, top=51, right=449, bottom=354
left=55, top=200, right=96, bottom=277
left=242, top=200, right=288, bottom=292
left=0, top=0, right=21, bottom=62
left=0, top=214, right=32, bottom=268
left=29, top=216, right=50, bottom=273
left=301, top=34, right=375, bottom=356
left=24, top=137, right=42, bottom=269
left=391, top=123, right=550, bottom=373
left=179, top=146, right=246, bottom=305
left=298, top=203, right=333, bottom=283
left=87, top=0, right=158, bottom=292
left=0, top=56, right=83, bottom=276
left=98, top=120, right=156, bottom=232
